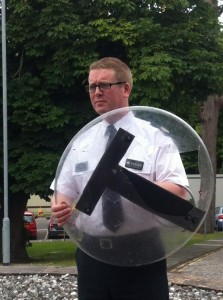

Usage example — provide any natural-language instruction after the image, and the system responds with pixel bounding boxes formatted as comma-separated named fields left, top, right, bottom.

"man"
left=51, top=57, right=188, bottom=300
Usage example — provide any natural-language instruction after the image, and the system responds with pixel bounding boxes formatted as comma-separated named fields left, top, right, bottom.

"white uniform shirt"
left=52, top=112, right=189, bottom=236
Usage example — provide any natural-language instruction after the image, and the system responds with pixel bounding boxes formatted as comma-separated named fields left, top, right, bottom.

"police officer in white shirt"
left=51, top=57, right=188, bottom=300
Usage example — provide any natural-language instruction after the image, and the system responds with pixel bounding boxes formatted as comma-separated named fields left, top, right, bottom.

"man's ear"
left=123, top=82, right=132, bottom=97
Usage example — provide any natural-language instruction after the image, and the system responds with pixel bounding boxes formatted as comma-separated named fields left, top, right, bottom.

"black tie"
left=102, top=125, right=124, bottom=232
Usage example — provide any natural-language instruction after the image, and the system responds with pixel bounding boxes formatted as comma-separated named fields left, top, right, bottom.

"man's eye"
left=99, top=83, right=110, bottom=89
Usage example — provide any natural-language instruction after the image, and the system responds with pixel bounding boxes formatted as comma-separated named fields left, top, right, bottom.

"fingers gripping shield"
left=54, top=107, right=213, bottom=266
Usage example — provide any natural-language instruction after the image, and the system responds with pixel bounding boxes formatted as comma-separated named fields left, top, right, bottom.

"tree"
left=1, top=0, right=223, bottom=261
left=1, top=0, right=97, bottom=261
left=196, top=0, right=223, bottom=233
left=131, top=0, right=223, bottom=232
left=87, top=1, right=223, bottom=236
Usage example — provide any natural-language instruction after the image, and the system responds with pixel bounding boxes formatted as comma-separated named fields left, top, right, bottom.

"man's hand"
left=51, top=193, right=73, bottom=227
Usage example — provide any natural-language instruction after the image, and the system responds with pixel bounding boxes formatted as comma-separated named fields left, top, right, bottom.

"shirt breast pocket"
left=72, top=158, right=98, bottom=192
left=119, top=151, right=153, bottom=181
left=121, top=158, right=152, bottom=179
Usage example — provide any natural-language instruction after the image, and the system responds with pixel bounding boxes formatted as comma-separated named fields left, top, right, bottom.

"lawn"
left=27, top=240, right=77, bottom=266
left=185, top=231, right=223, bottom=246
left=27, top=231, right=223, bottom=266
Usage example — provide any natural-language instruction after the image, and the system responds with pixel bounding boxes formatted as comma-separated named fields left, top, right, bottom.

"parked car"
left=215, top=206, right=223, bottom=231
left=23, top=211, right=37, bottom=240
left=48, top=215, right=69, bottom=239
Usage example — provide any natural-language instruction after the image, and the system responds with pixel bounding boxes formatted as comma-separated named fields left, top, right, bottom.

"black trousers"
left=75, top=248, right=169, bottom=300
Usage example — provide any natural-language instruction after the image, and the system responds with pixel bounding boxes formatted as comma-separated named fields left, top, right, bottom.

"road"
left=35, top=217, right=70, bottom=241
left=36, top=217, right=49, bottom=240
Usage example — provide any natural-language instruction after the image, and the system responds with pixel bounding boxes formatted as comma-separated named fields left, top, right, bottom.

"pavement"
left=168, top=238, right=223, bottom=291
left=0, top=237, right=223, bottom=291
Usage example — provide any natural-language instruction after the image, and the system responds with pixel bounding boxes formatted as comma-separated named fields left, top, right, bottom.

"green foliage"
left=1, top=0, right=223, bottom=205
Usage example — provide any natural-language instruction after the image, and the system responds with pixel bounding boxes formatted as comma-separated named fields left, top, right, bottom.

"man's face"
left=88, top=69, right=131, bottom=115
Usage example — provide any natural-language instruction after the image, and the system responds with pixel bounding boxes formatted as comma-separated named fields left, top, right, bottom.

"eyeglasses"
left=86, top=81, right=126, bottom=93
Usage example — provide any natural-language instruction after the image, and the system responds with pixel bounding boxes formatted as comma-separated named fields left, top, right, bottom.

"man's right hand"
left=51, top=194, right=73, bottom=227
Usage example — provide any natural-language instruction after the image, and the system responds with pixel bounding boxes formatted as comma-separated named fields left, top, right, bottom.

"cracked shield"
left=54, top=106, right=214, bottom=266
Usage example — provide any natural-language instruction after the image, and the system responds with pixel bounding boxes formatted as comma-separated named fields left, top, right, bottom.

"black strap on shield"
left=75, top=128, right=205, bottom=232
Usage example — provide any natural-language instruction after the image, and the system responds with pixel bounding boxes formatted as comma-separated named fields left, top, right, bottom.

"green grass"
left=185, top=231, right=223, bottom=246
left=26, top=232, right=223, bottom=266
left=27, top=240, right=77, bottom=266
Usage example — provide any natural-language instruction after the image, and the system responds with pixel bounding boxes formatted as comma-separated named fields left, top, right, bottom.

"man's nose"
left=95, top=86, right=102, bottom=95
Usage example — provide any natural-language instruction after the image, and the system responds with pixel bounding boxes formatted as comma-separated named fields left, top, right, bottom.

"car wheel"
left=217, top=222, right=223, bottom=231
left=216, top=222, right=219, bottom=231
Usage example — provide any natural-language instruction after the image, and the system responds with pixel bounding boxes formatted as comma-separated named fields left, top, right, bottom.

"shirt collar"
left=102, top=111, right=134, bottom=131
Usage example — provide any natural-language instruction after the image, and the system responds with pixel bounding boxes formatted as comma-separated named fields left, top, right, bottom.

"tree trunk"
left=0, top=192, right=30, bottom=263
left=10, top=194, right=30, bottom=262
left=200, top=95, right=223, bottom=233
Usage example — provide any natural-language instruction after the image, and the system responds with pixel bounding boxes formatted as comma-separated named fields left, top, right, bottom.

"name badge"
left=125, top=159, right=144, bottom=171
left=75, top=161, right=88, bottom=172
